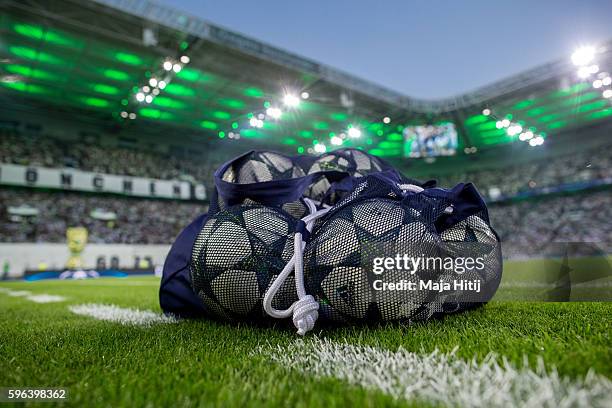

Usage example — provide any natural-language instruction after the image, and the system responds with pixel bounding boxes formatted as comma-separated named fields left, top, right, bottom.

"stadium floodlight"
left=128, top=113, right=136, bottom=119
left=571, top=46, right=596, bottom=66
left=593, top=79, right=603, bottom=88
left=383, top=116, right=391, bottom=124
left=120, top=111, right=128, bottom=118
left=180, top=55, right=190, bottom=64
left=577, top=66, right=591, bottom=79
left=314, top=143, right=327, bottom=153
left=283, top=94, right=300, bottom=107
left=347, top=126, right=361, bottom=138
left=507, top=124, right=522, bottom=136
left=163, top=60, right=173, bottom=71
left=529, top=138, right=538, bottom=146
left=145, top=95, right=153, bottom=103
left=602, top=76, right=612, bottom=86
left=330, top=136, right=343, bottom=145
left=519, top=131, right=534, bottom=141
left=143, top=86, right=150, bottom=93
left=300, top=91, right=310, bottom=99
left=603, top=89, right=612, bottom=98
left=249, top=117, right=264, bottom=128
left=152, top=88, right=160, bottom=95
left=266, top=107, right=282, bottom=119
left=172, top=63, right=182, bottom=73
left=136, top=92, right=145, bottom=102
left=589, top=65, right=599, bottom=74
left=495, top=121, right=503, bottom=129
left=501, top=119, right=510, bottom=128
left=149, top=78, right=158, bottom=87
left=482, top=108, right=491, bottom=116
left=158, top=80, right=167, bottom=89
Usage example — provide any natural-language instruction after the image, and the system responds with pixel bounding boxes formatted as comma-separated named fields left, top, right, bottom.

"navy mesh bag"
left=160, top=148, right=502, bottom=334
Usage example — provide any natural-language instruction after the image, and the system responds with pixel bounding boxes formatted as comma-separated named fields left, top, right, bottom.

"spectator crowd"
left=432, top=147, right=611, bottom=199
left=0, top=130, right=219, bottom=182
left=1, top=129, right=610, bottom=197
left=0, top=129, right=610, bottom=258
left=0, top=188, right=609, bottom=258
left=0, top=189, right=205, bottom=244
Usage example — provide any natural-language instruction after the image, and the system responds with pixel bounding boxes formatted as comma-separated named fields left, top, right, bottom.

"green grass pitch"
left=0, top=269, right=610, bottom=407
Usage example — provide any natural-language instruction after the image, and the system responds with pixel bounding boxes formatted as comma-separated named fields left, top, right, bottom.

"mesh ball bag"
left=188, top=149, right=502, bottom=333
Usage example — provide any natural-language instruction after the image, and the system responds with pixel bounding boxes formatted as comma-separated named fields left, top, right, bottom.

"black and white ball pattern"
left=222, top=151, right=305, bottom=183
left=191, top=204, right=297, bottom=321
left=303, top=198, right=441, bottom=323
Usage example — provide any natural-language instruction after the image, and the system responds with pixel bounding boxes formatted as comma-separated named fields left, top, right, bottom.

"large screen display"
left=403, top=123, right=458, bottom=158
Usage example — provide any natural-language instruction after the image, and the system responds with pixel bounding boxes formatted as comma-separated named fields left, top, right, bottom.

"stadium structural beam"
left=89, top=0, right=612, bottom=115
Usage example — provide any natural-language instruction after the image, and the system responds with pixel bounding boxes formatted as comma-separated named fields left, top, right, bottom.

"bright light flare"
left=347, top=126, right=361, bottom=138
left=507, top=124, right=523, bottom=136
left=249, top=117, right=264, bottom=128
left=571, top=46, right=596, bottom=66
left=383, top=116, right=391, bottom=123
left=330, top=136, right=342, bottom=145
left=314, top=143, right=327, bottom=153
left=283, top=94, right=300, bottom=107
left=163, top=61, right=173, bottom=71
left=300, top=91, right=309, bottom=99
left=136, top=92, right=145, bottom=102
left=180, top=55, right=190, bottom=64
left=172, top=64, right=182, bottom=73
left=482, top=108, right=491, bottom=116
left=266, top=107, right=282, bottom=119
left=529, top=136, right=544, bottom=146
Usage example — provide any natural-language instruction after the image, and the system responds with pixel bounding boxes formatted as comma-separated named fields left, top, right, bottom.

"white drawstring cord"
left=263, top=198, right=330, bottom=335
left=398, top=183, right=424, bottom=193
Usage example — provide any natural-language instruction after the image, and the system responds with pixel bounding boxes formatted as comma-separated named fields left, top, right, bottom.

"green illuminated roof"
left=1, top=9, right=611, bottom=159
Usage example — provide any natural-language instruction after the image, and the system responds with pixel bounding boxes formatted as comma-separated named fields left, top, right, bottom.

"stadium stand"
left=1, top=128, right=610, bottom=199
left=1, top=127, right=610, bottom=257
left=0, top=189, right=204, bottom=244
left=490, top=190, right=611, bottom=258
left=0, top=129, right=219, bottom=182
left=0, top=186, right=609, bottom=259
left=423, top=147, right=611, bottom=199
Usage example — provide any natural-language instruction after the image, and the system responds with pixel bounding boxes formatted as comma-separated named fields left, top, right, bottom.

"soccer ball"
left=221, top=151, right=305, bottom=183
left=303, top=198, right=441, bottom=323
left=305, top=149, right=384, bottom=202
left=440, top=214, right=501, bottom=281
left=191, top=204, right=298, bottom=321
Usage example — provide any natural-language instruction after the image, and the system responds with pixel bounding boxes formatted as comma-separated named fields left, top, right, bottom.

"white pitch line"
left=68, top=303, right=177, bottom=326
left=259, top=338, right=612, bottom=408
left=6, top=290, right=32, bottom=297
left=26, top=294, right=67, bottom=303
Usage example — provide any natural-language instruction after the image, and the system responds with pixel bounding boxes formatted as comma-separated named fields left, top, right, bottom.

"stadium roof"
left=1, top=0, right=612, bottom=158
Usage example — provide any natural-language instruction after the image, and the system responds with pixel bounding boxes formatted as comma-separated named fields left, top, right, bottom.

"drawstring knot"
left=263, top=198, right=329, bottom=335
